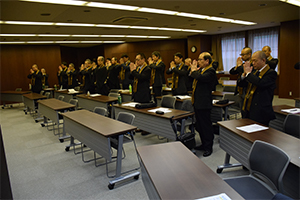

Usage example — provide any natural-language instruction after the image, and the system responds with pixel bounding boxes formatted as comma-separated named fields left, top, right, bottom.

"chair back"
left=223, top=86, right=236, bottom=92
left=161, top=95, right=176, bottom=109
left=180, top=99, right=194, bottom=112
left=108, top=92, right=120, bottom=98
left=283, top=114, right=300, bottom=139
left=40, top=90, right=44, bottom=95
left=223, top=93, right=241, bottom=110
left=15, top=88, right=22, bottom=91
left=116, top=112, right=135, bottom=125
left=44, top=92, right=50, bottom=99
left=93, top=107, right=107, bottom=116
left=57, top=95, right=64, bottom=101
left=248, top=140, right=290, bottom=192
left=68, top=99, right=78, bottom=110
left=109, top=89, right=120, bottom=94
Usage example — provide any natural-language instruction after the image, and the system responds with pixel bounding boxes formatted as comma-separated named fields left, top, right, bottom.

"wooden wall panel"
left=0, top=45, right=61, bottom=91
left=279, top=20, right=300, bottom=99
left=187, top=35, right=212, bottom=60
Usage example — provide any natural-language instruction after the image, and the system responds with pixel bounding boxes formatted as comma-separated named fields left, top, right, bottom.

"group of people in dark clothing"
left=27, top=46, right=278, bottom=157
left=27, top=64, right=49, bottom=94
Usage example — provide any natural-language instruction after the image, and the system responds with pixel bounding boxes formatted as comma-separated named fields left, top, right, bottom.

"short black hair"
left=208, top=51, right=213, bottom=56
left=106, top=58, right=111, bottom=61
left=136, top=53, right=146, bottom=60
left=61, top=62, right=67, bottom=66
left=121, top=54, right=129, bottom=58
left=203, top=54, right=212, bottom=64
left=174, top=52, right=183, bottom=59
left=152, top=51, right=161, bottom=58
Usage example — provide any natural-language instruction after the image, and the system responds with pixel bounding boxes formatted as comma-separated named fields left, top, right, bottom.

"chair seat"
left=225, top=176, right=275, bottom=200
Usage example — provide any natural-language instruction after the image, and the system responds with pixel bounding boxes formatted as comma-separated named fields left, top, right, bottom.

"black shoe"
left=203, top=150, right=212, bottom=157
left=194, top=145, right=205, bottom=150
left=141, top=131, right=150, bottom=136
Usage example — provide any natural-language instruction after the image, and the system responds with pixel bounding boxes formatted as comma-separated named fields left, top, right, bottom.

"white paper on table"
left=148, top=108, right=172, bottom=113
left=164, top=87, right=172, bottom=91
left=122, top=102, right=139, bottom=107
left=68, top=89, right=77, bottom=93
left=90, top=94, right=101, bottom=97
left=196, top=193, right=232, bottom=200
left=281, top=108, right=300, bottom=114
left=236, top=124, right=269, bottom=133
left=212, top=100, right=219, bottom=104
left=59, top=89, right=67, bottom=91
left=176, top=95, right=191, bottom=99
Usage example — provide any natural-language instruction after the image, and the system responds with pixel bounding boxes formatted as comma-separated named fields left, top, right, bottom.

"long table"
left=156, top=95, right=234, bottom=122
left=1, top=91, right=30, bottom=108
left=38, top=98, right=75, bottom=141
left=22, top=93, right=47, bottom=114
left=54, top=90, right=82, bottom=102
left=76, top=94, right=117, bottom=113
left=137, top=142, right=244, bottom=200
left=270, top=105, right=300, bottom=132
left=113, top=103, right=194, bottom=140
left=217, top=118, right=300, bottom=199
left=61, top=110, right=139, bottom=189
left=295, top=98, right=300, bottom=108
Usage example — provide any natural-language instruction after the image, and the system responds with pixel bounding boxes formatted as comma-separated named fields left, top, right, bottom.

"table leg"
left=216, top=153, right=242, bottom=173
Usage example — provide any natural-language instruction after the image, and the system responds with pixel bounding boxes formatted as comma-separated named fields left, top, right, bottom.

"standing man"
left=166, top=52, right=189, bottom=95
left=262, top=46, right=279, bottom=70
left=149, top=51, right=165, bottom=103
left=238, top=51, right=277, bottom=126
left=185, top=58, right=194, bottom=92
left=41, top=68, right=49, bottom=88
left=57, top=62, right=68, bottom=89
left=107, top=57, right=121, bottom=90
left=120, top=54, right=133, bottom=89
left=208, top=51, right=219, bottom=71
left=190, top=52, right=217, bottom=157
left=129, top=53, right=151, bottom=103
left=28, top=64, right=42, bottom=94
left=79, top=59, right=94, bottom=94
left=94, top=56, right=108, bottom=95
left=66, top=63, right=78, bottom=89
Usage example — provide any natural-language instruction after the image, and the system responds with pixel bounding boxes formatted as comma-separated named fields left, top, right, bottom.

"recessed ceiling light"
left=40, top=13, right=51, bottom=16
left=259, top=3, right=267, bottom=6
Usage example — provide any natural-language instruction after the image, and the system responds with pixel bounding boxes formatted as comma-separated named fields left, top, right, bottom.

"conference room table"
left=22, top=93, right=47, bottom=114
left=61, top=110, right=139, bottom=189
left=42, top=88, right=54, bottom=98
left=217, top=118, right=300, bottom=199
left=294, top=98, right=300, bottom=108
left=76, top=94, right=118, bottom=116
left=219, top=80, right=237, bottom=87
left=137, top=142, right=244, bottom=200
left=156, top=95, right=234, bottom=122
left=113, top=103, right=194, bottom=140
left=54, top=90, right=82, bottom=102
left=1, top=90, right=30, bottom=108
left=269, top=104, right=300, bottom=132
left=37, top=98, right=75, bottom=140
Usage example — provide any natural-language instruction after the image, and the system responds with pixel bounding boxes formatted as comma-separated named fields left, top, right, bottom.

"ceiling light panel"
left=137, top=7, right=178, bottom=15
left=21, top=0, right=87, bottom=6
left=86, top=2, right=138, bottom=10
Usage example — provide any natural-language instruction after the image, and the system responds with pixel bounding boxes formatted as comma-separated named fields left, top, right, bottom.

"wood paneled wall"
left=279, top=20, right=300, bottom=98
left=103, top=39, right=187, bottom=81
left=0, top=45, right=61, bottom=91
left=187, top=35, right=212, bottom=60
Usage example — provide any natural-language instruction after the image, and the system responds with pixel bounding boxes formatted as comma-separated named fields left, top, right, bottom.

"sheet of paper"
left=196, top=193, right=231, bottom=200
left=164, top=87, right=172, bottom=91
left=212, top=100, right=219, bottom=104
left=122, top=102, right=139, bottom=107
left=90, top=94, right=101, bottom=97
left=176, top=95, right=191, bottom=99
left=281, top=108, right=300, bottom=114
left=119, top=89, right=129, bottom=93
left=236, top=124, right=269, bottom=133
left=148, top=108, right=172, bottom=113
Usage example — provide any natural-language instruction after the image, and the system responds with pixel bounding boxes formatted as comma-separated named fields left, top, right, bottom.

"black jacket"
left=166, top=64, right=189, bottom=95
left=130, top=65, right=151, bottom=103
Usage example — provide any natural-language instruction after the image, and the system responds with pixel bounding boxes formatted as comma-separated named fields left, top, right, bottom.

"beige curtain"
left=212, top=35, right=223, bottom=71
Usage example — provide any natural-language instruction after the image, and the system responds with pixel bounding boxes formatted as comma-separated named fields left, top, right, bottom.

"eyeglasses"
left=240, top=53, right=248, bottom=56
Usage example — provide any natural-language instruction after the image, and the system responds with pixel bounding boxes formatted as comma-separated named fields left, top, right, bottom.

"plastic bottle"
left=87, top=91, right=90, bottom=97
left=118, top=95, right=122, bottom=104
left=129, top=84, right=132, bottom=93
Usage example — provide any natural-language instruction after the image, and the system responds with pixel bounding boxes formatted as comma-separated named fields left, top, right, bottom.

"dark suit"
left=266, top=58, right=278, bottom=70
left=130, top=65, right=151, bottom=103
left=67, top=70, right=78, bottom=89
left=191, top=66, right=217, bottom=152
left=107, top=64, right=121, bottom=89
left=212, top=61, right=219, bottom=71
left=166, top=63, right=188, bottom=95
left=149, top=61, right=165, bottom=100
left=229, top=65, right=245, bottom=95
left=94, top=66, right=108, bottom=95
left=238, top=66, right=277, bottom=126
left=58, top=68, right=68, bottom=89
left=80, top=67, right=94, bottom=94
left=42, top=74, right=49, bottom=87
left=121, top=61, right=133, bottom=89
left=28, top=71, right=42, bottom=94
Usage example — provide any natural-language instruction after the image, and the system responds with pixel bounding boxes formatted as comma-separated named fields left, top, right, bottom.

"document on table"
left=68, top=89, right=79, bottom=94
left=164, top=87, right=172, bottom=91
left=236, top=124, right=269, bottom=133
left=176, top=95, right=191, bottom=99
left=148, top=108, right=172, bottom=113
left=122, top=102, right=139, bottom=107
left=281, top=108, right=300, bottom=114
left=90, top=94, right=101, bottom=97
left=119, top=89, right=129, bottom=93
left=196, top=193, right=231, bottom=200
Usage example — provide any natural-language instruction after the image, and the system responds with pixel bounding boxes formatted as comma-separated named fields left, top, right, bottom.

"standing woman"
left=41, top=68, right=49, bottom=88
left=66, top=63, right=78, bottom=89
left=27, top=64, right=42, bottom=94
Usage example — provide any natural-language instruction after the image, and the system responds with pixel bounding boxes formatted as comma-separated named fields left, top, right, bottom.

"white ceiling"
left=0, top=0, right=299, bottom=46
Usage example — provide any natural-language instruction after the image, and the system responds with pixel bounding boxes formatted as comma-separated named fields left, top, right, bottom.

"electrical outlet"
left=289, top=91, right=292, bottom=96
